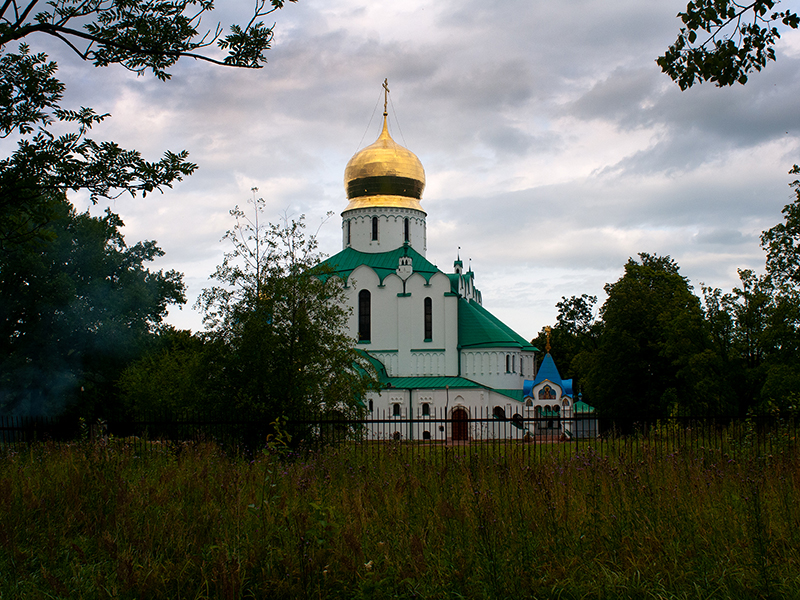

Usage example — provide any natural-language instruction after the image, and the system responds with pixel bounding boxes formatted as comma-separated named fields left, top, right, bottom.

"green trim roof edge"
left=319, top=246, right=442, bottom=286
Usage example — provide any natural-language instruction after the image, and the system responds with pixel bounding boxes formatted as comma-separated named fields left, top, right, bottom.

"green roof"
left=320, top=245, right=441, bottom=285
left=493, top=389, right=525, bottom=402
left=458, top=298, right=537, bottom=352
left=383, top=376, right=485, bottom=390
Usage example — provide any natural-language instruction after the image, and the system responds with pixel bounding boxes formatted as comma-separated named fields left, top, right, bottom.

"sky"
left=12, top=0, right=800, bottom=341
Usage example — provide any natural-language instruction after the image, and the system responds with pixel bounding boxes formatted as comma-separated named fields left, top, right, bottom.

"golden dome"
left=343, top=115, right=426, bottom=212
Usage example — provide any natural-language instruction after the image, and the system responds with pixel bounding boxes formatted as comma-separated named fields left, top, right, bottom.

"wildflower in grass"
left=364, top=560, right=373, bottom=570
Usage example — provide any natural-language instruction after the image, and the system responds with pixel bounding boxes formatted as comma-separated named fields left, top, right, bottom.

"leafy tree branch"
left=0, top=0, right=297, bottom=80
left=658, top=0, right=799, bottom=89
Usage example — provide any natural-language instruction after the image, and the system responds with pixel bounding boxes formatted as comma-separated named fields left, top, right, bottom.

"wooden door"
left=452, top=407, right=469, bottom=441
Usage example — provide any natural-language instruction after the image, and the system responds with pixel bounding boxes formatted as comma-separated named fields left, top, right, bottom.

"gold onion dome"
left=343, top=114, right=426, bottom=212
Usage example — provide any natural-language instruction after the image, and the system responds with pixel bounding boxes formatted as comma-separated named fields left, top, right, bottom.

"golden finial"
left=545, top=326, right=552, bottom=353
left=382, top=78, right=389, bottom=116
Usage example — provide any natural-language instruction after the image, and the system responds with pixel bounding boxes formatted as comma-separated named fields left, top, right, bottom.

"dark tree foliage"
left=704, top=268, right=800, bottom=414
left=0, top=1, right=294, bottom=79
left=580, top=254, right=712, bottom=419
left=762, top=165, right=800, bottom=295
left=0, top=195, right=185, bottom=416
left=658, top=0, right=799, bottom=89
left=118, top=328, right=226, bottom=419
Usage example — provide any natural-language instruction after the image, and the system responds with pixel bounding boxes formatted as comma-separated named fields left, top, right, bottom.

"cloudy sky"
left=16, top=0, right=800, bottom=341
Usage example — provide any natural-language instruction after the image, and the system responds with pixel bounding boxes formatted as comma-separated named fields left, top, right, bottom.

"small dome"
left=343, top=115, right=426, bottom=212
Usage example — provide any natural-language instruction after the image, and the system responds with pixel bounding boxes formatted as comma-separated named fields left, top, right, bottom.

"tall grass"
left=1, top=438, right=799, bottom=599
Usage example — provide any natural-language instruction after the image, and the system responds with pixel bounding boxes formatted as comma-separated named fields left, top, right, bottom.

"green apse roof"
left=358, top=350, right=487, bottom=391
left=319, top=245, right=441, bottom=285
left=458, top=298, right=537, bottom=352
left=384, top=376, right=485, bottom=390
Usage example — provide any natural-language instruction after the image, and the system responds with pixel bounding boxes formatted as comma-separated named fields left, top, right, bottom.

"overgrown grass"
left=1, top=438, right=799, bottom=599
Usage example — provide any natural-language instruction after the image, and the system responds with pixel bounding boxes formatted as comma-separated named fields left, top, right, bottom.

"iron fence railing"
left=2, top=410, right=798, bottom=460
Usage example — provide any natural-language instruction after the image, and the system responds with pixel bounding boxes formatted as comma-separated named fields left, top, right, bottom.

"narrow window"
left=404, top=217, right=410, bottom=242
left=512, top=355, right=516, bottom=373
left=371, top=216, right=378, bottom=241
left=506, top=355, right=511, bottom=373
left=422, top=403, right=430, bottom=416
left=368, top=399, right=373, bottom=412
left=424, top=297, right=432, bottom=340
left=392, top=403, right=401, bottom=417
left=346, top=220, right=351, bottom=246
left=358, top=290, right=371, bottom=342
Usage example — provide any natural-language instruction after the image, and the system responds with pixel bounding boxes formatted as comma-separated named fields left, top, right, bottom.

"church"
left=321, top=87, right=592, bottom=441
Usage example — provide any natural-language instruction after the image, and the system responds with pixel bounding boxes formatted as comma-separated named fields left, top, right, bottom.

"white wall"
left=342, top=207, right=427, bottom=255
left=343, top=267, right=458, bottom=377
left=461, top=349, right=528, bottom=390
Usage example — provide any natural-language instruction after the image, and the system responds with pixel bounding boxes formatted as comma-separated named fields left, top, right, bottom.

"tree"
left=118, top=328, right=226, bottom=418
left=658, top=0, right=799, bottom=89
left=0, top=194, right=185, bottom=416
left=580, top=254, right=712, bottom=419
left=762, top=165, right=800, bottom=294
left=195, top=195, right=377, bottom=428
left=1, top=1, right=293, bottom=79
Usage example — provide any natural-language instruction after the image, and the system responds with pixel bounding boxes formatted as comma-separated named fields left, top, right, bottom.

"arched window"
left=358, top=290, right=371, bottom=342
left=424, top=297, right=432, bottom=340
left=346, top=220, right=351, bottom=246
left=493, top=406, right=506, bottom=420
left=512, top=354, right=516, bottom=373
left=392, top=403, right=401, bottom=417
left=421, top=403, right=430, bottom=416
left=371, top=216, right=379, bottom=241
left=422, top=430, right=431, bottom=440
left=404, top=217, right=410, bottom=242
left=506, top=355, right=511, bottom=373
left=368, top=399, right=373, bottom=412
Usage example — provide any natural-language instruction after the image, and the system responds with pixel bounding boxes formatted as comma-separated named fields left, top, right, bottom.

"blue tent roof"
left=523, top=353, right=574, bottom=399
left=533, top=353, right=563, bottom=387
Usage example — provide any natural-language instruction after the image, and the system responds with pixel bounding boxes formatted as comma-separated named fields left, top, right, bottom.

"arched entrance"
left=452, top=407, right=469, bottom=441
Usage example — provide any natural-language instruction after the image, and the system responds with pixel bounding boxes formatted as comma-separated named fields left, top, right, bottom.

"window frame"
left=424, top=297, right=433, bottom=341
left=358, top=289, right=371, bottom=342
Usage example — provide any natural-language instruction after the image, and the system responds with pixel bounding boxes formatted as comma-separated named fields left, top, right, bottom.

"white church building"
left=321, top=93, right=590, bottom=441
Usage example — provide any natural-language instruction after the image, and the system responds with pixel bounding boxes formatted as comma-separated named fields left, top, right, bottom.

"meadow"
left=1, top=432, right=799, bottom=599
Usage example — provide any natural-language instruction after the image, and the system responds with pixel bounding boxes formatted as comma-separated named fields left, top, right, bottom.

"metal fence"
left=2, top=409, right=798, bottom=460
